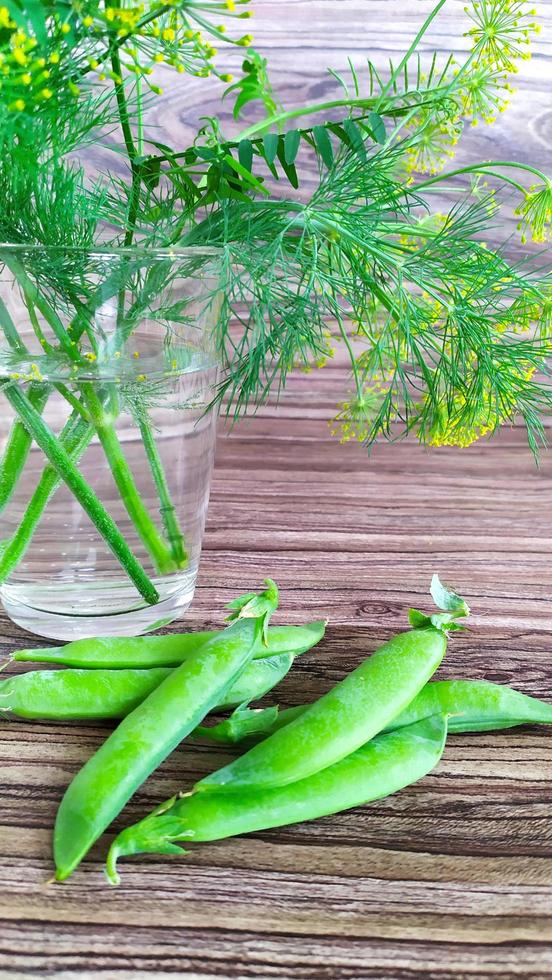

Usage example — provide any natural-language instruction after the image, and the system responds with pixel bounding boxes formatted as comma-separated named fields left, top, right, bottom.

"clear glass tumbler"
left=0, top=245, right=221, bottom=640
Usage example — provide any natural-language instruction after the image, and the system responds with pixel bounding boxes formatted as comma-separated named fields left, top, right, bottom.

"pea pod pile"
left=1, top=574, right=551, bottom=886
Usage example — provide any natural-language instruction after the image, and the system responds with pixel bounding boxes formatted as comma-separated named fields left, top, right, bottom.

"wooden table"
left=1, top=352, right=552, bottom=976
left=2, top=1, right=552, bottom=975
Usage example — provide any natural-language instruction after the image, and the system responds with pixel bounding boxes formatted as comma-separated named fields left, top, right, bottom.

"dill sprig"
left=0, top=0, right=550, bottom=464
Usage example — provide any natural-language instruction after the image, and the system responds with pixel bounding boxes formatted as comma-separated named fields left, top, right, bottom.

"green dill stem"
left=0, top=295, right=25, bottom=353
left=54, top=384, right=90, bottom=420
left=327, top=244, right=364, bottom=404
left=0, top=383, right=159, bottom=606
left=137, top=415, right=188, bottom=567
left=237, top=97, right=379, bottom=142
left=0, top=280, right=95, bottom=515
left=374, top=0, right=449, bottom=109
left=80, top=383, right=178, bottom=575
left=80, top=4, right=172, bottom=78
left=0, top=254, right=76, bottom=359
left=0, top=412, right=94, bottom=585
left=0, top=385, right=49, bottom=513
left=415, top=162, right=549, bottom=196
left=0, top=261, right=179, bottom=580
left=109, top=45, right=141, bottom=249
left=106, top=14, right=188, bottom=569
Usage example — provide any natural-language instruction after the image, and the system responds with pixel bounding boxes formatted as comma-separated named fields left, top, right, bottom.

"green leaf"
left=238, top=139, right=254, bottom=173
left=139, top=157, right=161, bottom=191
left=408, top=608, right=430, bottom=629
left=313, top=125, right=334, bottom=169
left=195, top=147, right=218, bottom=162
left=206, top=165, right=221, bottom=194
left=276, top=139, right=299, bottom=189
left=368, top=111, right=387, bottom=145
left=263, top=133, right=279, bottom=166
left=223, top=51, right=279, bottom=120
left=20, top=0, right=48, bottom=42
left=284, top=129, right=301, bottom=166
left=326, top=121, right=353, bottom=148
left=430, top=574, right=469, bottom=617
left=223, top=154, right=270, bottom=196
left=343, top=119, right=366, bottom=157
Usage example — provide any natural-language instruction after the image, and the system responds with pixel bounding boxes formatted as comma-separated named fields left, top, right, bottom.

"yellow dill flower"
left=162, top=27, right=176, bottom=42
left=460, top=65, right=512, bottom=123
left=465, top=0, right=539, bottom=73
left=0, top=7, right=13, bottom=29
left=330, top=388, right=387, bottom=444
left=12, top=48, right=27, bottom=67
left=428, top=411, right=495, bottom=448
left=405, top=112, right=462, bottom=175
left=426, top=358, right=538, bottom=448
left=515, top=181, right=552, bottom=243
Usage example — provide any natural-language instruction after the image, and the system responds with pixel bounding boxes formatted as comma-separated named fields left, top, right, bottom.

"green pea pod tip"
left=225, top=578, right=280, bottom=645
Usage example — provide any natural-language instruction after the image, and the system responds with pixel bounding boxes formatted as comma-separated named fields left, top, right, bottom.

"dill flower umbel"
left=515, top=182, right=552, bottom=243
left=405, top=112, right=462, bottom=175
left=330, top=386, right=388, bottom=444
left=425, top=359, right=538, bottom=448
left=465, top=0, right=540, bottom=72
left=459, top=65, right=514, bottom=123
left=426, top=396, right=498, bottom=448
left=85, top=0, right=254, bottom=84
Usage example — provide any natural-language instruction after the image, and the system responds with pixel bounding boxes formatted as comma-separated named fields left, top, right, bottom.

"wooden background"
left=2, top=2, right=552, bottom=977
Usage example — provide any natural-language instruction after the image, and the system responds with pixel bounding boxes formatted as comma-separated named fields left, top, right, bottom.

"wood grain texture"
left=2, top=2, right=552, bottom=977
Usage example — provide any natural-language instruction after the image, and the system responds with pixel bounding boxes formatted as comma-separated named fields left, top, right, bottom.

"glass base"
left=0, top=580, right=196, bottom=641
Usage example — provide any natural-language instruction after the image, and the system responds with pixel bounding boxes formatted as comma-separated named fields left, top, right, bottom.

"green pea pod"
left=199, top=678, right=552, bottom=746
left=196, top=626, right=448, bottom=793
left=384, top=679, right=552, bottom=733
left=106, top=713, right=448, bottom=885
left=53, top=579, right=279, bottom=881
left=11, top=620, right=326, bottom=669
left=0, top=654, right=296, bottom=722
left=195, top=578, right=468, bottom=794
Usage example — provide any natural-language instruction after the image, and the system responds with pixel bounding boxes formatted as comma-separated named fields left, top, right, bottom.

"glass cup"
left=0, top=245, right=221, bottom=640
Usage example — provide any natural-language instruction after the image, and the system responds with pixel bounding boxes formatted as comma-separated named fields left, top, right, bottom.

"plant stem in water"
left=80, top=383, right=179, bottom=575
left=1, top=382, right=160, bottom=605
left=138, top=414, right=188, bottom=567
left=0, top=411, right=94, bottom=584
left=0, top=384, right=49, bottom=513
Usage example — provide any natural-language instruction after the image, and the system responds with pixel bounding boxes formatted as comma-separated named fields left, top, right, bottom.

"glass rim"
left=0, top=242, right=222, bottom=259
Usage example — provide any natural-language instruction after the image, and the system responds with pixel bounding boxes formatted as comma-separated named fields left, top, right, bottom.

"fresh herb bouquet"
left=0, top=0, right=550, bottom=636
